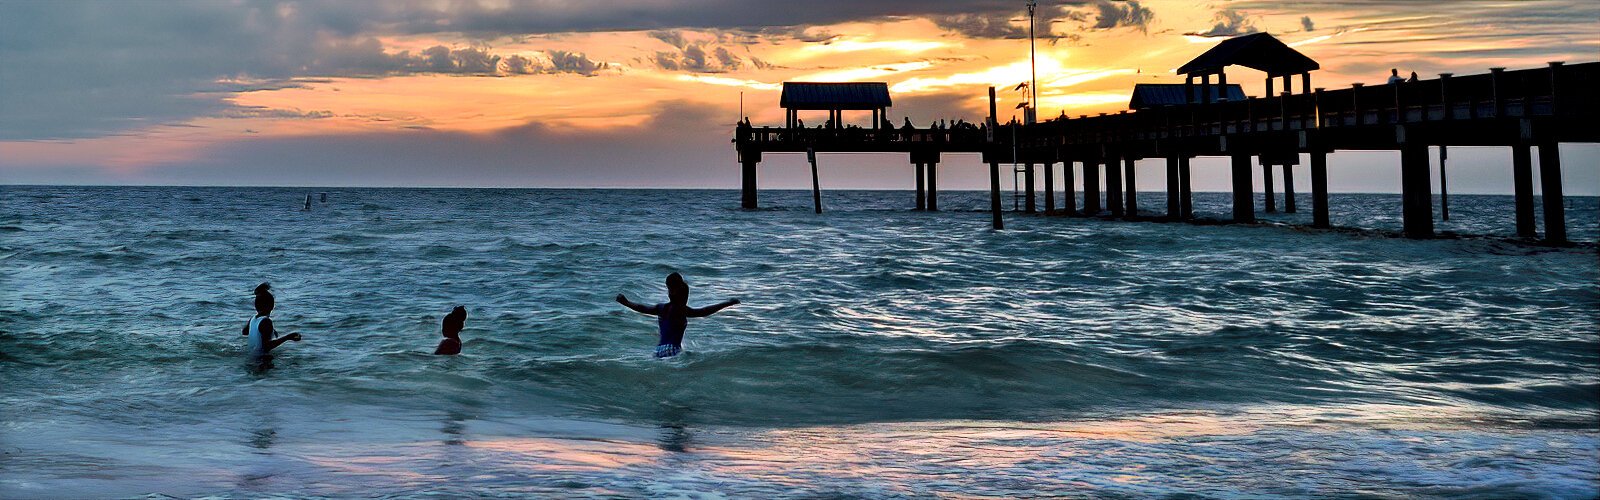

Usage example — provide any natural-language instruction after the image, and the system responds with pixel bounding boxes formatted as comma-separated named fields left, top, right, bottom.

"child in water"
left=434, top=306, right=467, bottom=355
left=616, top=272, right=739, bottom=358
left=242, top=283, right=301, bottom=367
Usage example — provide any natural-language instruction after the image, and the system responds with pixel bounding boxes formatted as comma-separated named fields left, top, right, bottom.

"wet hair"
left=666, top=272, right=688, bottom=304
left=253, top=282, right=274, bottom=314
left=442, top=306, right=467, bottom=338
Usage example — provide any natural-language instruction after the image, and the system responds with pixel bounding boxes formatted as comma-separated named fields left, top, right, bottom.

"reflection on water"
left=655, top=403, right=695, bottom=453
left=19, top=407, right=1583, bottom=497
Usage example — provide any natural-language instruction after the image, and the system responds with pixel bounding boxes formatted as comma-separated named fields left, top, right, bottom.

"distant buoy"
left=320, top=192, right=328, bottom=203
left=303, top=194, right=313, bottom=211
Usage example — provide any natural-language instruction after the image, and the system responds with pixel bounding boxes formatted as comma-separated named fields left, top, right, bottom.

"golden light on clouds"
left=3, top=0, right=1595, bottom=182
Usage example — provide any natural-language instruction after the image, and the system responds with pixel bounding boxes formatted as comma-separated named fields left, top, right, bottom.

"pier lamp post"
left=1027, top=0, right=1039, bottom=124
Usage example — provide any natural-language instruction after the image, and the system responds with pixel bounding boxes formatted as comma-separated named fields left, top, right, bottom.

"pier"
left=734, top=33, right=1599, bottom=242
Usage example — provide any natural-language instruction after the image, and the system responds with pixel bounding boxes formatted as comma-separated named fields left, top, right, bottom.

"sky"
left=1, top=0, right=1597, bottom=194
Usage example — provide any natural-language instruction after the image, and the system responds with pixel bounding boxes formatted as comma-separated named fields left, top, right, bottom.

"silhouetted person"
left=434, top=306, right=467, bottom=355
left=242, top=283, right=301, bottom=368
left=616, top=272, right=739, bottom=358
left=1407, top=71, right=1419, bottom=82
left=1387, top=68, right=1403, bottom=85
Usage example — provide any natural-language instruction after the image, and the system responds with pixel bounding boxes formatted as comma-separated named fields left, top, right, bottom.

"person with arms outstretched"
left=242, top=283, right=301, bottom=368
left=616, top=272, right=739, bottom=358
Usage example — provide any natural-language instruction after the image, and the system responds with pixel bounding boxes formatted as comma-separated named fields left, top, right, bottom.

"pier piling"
left=1044, top=161, right=1056, bottom=214
left=1166, top=156, right=1181, bottom=218
left=1124, top=156, right=1138, bottom=218
left=927, top=162, right=939, bottom=211
left=1232, top=154, right=1255, bottom=223
left=1311, top=152, right=1329, bottom=228
left=1179, top=156, right=1193, bottom=219
left=740, top=153, right=759, bottom=210
left=1062, top=160, right=1078, bottom=216
left=1400, top=144, right=1434, bottom=238
left=1282, top=164, right=1297, bottom=213
left=1538, top=142, right=1566, bottom=243
left=914, top=163, right=926, bottom=210
left=1084, top=158, right=1102, bottom=214
left=1107, top=156, right=1125, bottom=217
left=1513, top=144, right=1536, bottom=237
left=808, top=148, right=822, bottom=214
left=1262, top=161, right=1277, bottom=213
left=1024, top=163, right=1037, bottom=213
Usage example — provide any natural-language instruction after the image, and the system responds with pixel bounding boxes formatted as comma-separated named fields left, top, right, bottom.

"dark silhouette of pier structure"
left=734, top=33, right=1599, bottom=242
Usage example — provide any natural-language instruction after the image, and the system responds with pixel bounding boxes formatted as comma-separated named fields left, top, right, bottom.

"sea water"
left=1, top=186, right=1596, bottom=498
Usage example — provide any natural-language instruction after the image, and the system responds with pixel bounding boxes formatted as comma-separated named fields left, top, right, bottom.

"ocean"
left=1, top=186, right=1597, bottom=498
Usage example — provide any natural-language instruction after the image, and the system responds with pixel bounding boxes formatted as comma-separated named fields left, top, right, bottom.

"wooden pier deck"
left=734, top=61, right=1599, bottom=242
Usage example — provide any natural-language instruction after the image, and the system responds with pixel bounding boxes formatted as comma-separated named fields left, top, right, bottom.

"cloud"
left=933, top=13, right=1029, bottom=39
left=1091, top=0, right=1155, bottom=33
left=86, top=101, right=744, bottom=188
left=647, top=30, right=749, bottom=73
left=1185, top=9, right=1260, bottom=38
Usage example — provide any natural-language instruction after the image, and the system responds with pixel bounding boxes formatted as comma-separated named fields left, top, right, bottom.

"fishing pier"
left=733, top=33, right=1599, bottom=242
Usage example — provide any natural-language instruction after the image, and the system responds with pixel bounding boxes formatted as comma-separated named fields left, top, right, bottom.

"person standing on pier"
left=1387, top=68, right=1404, bottom=84
left=616, top=273, right=739, bottom=358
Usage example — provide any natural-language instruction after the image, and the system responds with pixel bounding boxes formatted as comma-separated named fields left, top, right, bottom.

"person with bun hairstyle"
left=616, top=272, right=739, bottom=358
left=241, top=283, right=301, bottom=367
left=434, top=306, right=467, bottom=355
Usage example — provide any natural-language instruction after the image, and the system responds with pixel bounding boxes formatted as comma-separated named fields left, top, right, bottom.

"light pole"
left=1027, top=0, right=1038, bottom=124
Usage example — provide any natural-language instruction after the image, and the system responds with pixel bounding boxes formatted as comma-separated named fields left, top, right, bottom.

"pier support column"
left=740, top=153, right=759, bottom=210
left=1538, top=142, right=1566, bottom=243
left=1231, top=154, right=1255, bottom=223
left=1283, top=163, right=1297, bottom=213
left=914, top=162, right=926, bottom=210
left=1107, top=156, right=1125, bottom=217
left=1262, top=161, right=1277, bottom=213
left=1311, top=152, right=1330, bottom=228
left=1166, top=155, right=1181, bottom=219
left=1084, top=158, right=1101, bottom=214
left=1062, top=160, right=1077, bottom=216
left=927, top=163, right=939, bottom=211
left=1179, top=156, right=1193, bottom=219
left=989, top=161, right=1004, bottom=229
left=1400, top=144, right=1434, bottom=238
left=1044, top=162, right=1056, bottom=214
left=1024, top=163, right=1037, bottom=213
left=1123, top=156, right=1138, bottom=219
left=1513, top=144, right=1536, bottom=237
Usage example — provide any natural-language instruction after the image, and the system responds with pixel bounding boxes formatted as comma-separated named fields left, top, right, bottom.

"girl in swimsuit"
left=616, top=273, right=739, bottom=358
left=242, top=283, right=301, bottom=368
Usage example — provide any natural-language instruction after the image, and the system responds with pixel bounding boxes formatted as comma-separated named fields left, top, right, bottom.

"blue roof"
left=780, top=82, right=892, bottom=110
left=1129, top=83, right=1246, bottom=108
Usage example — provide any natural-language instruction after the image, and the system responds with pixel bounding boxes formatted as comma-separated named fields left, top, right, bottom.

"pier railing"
left=736, top=62, right=1598, bottom=156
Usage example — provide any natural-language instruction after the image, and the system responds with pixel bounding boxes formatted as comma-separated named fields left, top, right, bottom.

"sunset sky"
left=2, top=0, right=1597, bottom=193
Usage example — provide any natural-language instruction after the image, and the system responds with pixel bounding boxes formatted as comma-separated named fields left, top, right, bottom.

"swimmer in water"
left=616, top=272, right=739, bottom=358
left=434, top=306, right=467, bottom=355
left=242, top=283, right=301, bottom=368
